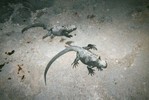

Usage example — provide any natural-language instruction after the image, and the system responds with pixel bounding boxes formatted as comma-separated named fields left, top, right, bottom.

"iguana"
left=44, top=44, right=107, bottom=85
left=21, top=23, right=77, bottom=39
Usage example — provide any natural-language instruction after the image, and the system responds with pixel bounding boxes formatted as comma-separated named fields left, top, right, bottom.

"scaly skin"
left=21, top=23, right=77, bottom=39
left=44, top=45, right=107, bottom=85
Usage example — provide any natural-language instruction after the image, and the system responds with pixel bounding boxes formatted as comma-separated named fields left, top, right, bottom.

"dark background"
left=0, top=0, right=149, bottom=100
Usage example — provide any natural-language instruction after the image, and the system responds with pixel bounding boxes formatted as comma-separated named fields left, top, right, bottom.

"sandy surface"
left=0, top=0, right=149, bottom=99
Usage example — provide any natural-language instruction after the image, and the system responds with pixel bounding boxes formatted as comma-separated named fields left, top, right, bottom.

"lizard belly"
left=52, top=31, right=62, bottom=36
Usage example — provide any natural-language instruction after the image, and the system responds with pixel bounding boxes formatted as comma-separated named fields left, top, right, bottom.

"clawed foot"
left=42, top=34, right=53, bottom=39
left=97, top=67, right=103, bottom=71
left=88, top=44, right=97, bottom=50
left=71, top=62, right=79, bottom=68
left=67, top=35, right=73, bottom=38
left=87, top=67, right=95, bottom=76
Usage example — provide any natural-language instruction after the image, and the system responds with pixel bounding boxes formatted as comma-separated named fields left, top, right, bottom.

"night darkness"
left=0, top=0, right=149, bottom=99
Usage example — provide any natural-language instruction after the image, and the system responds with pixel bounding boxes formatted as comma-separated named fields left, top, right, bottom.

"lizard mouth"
left=102, top=61, right=107, bottom=68
left=72, top=27, right=77, bottom=31
left=102, top=62, right=107, bottom=68
left=99, top=60, right=107, bottom=69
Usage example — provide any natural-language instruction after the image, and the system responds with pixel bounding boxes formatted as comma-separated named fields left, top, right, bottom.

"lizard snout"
left=70, top=25, right=77, bottom=30
left=103, top=61, right=107, bottom=68
left=100, top=60, right=107, bottom=68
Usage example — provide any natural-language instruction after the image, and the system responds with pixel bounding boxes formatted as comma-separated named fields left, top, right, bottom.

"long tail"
left=22, top=23, right=47, bottom=33
left=44, top=47, right=75, bottom=85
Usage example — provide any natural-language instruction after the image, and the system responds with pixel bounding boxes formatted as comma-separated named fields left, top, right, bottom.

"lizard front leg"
left=97, top=66, right=103, bottom=71
left=87, top=66, right=95, bottom=76
left=71, top=52, right=80, bottom=68
left=65, top=34, right=73, bottom=38
left=62, top=30, right=73, bottom=38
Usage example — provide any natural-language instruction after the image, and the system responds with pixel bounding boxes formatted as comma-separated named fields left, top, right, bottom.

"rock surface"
left=0, top=0, right=149, bottom=100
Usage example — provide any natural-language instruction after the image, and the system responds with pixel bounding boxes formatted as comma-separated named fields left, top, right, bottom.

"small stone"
left=103, top=37, right=107, bottom=41
left=124, top=67, right=127, bottom=70
left=120, top=75, right=124, bottom=78
left=115, top=59, right=119, bottom=63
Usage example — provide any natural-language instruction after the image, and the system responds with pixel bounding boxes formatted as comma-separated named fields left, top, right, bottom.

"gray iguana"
left=22, top=23, right=77, bottom=39
left=44, top=44, right=107, bottom=85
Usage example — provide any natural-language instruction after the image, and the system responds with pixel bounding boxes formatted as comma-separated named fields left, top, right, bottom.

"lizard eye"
left=98, top=56, right=101, bottom=60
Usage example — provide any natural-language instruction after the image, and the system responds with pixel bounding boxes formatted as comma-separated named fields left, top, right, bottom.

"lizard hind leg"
left=83, top=44, right=97, bottom=50
left=87, top=44, right=97, bottom=50
left=71, top=52, right=80, bottom=68
left=42, top=29, right=53, bottom=39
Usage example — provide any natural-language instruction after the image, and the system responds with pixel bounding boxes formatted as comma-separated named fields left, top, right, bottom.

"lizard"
left=44, top=44, right=107, bottom=85
left=21, top=23, right=77, bottom=39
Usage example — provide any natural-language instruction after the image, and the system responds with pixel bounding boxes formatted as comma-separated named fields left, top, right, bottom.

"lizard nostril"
left=105, top=62, right=107, bottom=68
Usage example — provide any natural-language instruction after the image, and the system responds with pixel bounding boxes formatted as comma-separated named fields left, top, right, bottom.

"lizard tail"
left=22, top=23, right=47, bottom=33
left=44, top=47, right=74, bottom=85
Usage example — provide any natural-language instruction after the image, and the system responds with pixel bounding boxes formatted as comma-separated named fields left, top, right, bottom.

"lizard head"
left=66, top=25, right=77, bottom=32
left=97, top=57, right=107, bottom=70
